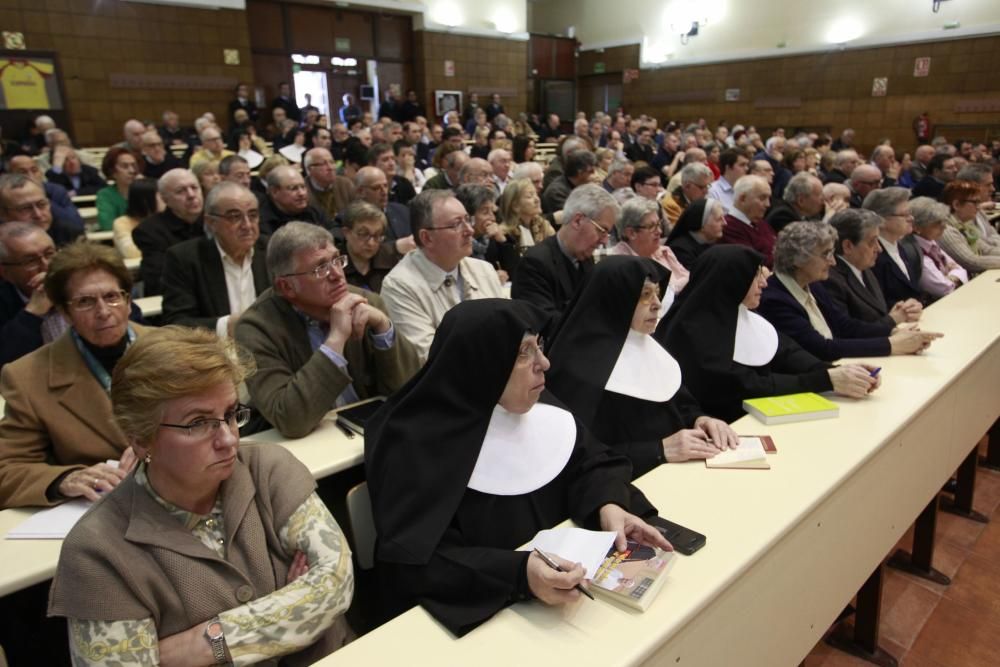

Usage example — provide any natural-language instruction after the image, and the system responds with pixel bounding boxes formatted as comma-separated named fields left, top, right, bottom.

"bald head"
left=460, top=158, right=495, bottom=187
left=123, top=119, right=146, bottom=151
left=158, top=169, right=204, bottom=222
left=849, top=164, right=883, bottom=198
left=355, top=166, right=389, bottom=208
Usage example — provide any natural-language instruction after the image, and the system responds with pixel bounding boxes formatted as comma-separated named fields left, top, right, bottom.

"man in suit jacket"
left=824, top=209, right=922, bottom=327
left=161, top=183, right=270, bottom=337
left=133, top=169, right=205, bottom=296
left=5, top=155, right=85, bottom=231
left=235, top=222, right=419, bottom=438
left=353, top=166, right=416, bottom=252
left=44, top=148, right=105, bottom=197
left=512, top=184, right=618, bottom=330
left=259, top=165, right=332, bottom=237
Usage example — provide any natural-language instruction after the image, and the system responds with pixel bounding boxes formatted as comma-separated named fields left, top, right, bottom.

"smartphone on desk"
left=646, top=515, right=707, bottom=556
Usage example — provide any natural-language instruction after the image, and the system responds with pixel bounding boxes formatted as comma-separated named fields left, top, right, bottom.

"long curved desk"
left=317, top=270, right=1000, bottom=666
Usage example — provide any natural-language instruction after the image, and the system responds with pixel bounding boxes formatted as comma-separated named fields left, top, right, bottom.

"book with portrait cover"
left=590, top=540, right=676, bottom=611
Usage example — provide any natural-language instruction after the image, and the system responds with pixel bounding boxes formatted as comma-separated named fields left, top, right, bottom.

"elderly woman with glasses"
left=49, top=327, right=355, bottom=666
left=908, top=196, right=969, bottom=300
left=937, top=180, right=1000, bottom=275
left=757, top=222, right=942, bottom=362
left=339, top=200, right=402, bottom=293
left=610, top=197, right=690, bottom=309
left=0, top=241, right=147, bottom=509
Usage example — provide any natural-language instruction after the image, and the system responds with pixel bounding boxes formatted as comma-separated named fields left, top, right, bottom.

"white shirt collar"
left=838, top=255, right=865, bottom=285
left=729, top=207, right=753, bottom=226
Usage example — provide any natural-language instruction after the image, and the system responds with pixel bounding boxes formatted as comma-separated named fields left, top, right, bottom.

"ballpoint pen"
left=334, top=419, right=355, bottom=439
left=532, top=548, right=594, bottom=600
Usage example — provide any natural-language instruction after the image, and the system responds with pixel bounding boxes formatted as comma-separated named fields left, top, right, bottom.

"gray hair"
left=266, top=221, right=334, bottom=282
left=560, top=137, right=587, bottom=160
left=410, top=189, right=456, bottom=247
left=834, top=150, right=859, bottom=168
left=783, top=172, right=821, bottom=204
left=861, top=186, right=910, bottom=218
left=218, top=154, right=249, bottom=176
left=765, top=136, right=784, bottom=152
left=156, top=168, right=195, bottom=197
left=680, top=162, right=712, bottom=186
left=563, top=183, right=618, bottom=223
left=607, top=157, right=632, bottom=177
left=956, top=162, right=991, bottom=182
left=733, top=174, right=769, bottom=201
left=487, top=148, right=511, bottom=164
left=871, top=145, right=895, bottom=161
left=774, top=221, right=838, bottom=274
left=0, top=173, right=39, bottom=206
left=0, top=221, right=48, bottom=262
left=303, top=148, right=331, bottom=170
left=616, top=197, right=658, bottom=236
left=454, top=184, right=497, bottom=216
left=909, top=196, right=951, bottom=231
left=340, top=200, right=387, bottom=231
left=204, top=181, right=253, bottom=215
left=511, top=162, right=542, bottom=181
left=828, top=209, right=881, bottom=254
left=266, top=165, right=299, bottom=190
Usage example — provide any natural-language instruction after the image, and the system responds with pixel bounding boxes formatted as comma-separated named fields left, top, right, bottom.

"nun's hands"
left=661, top=429, right=722, bottom=462
left=694, top=416, right=739, bottom=450
left=828, top=365, right=878, bottom=398
left=526, top=551, right=586, bottom=605
left=599, top=504, right=672, bottom=553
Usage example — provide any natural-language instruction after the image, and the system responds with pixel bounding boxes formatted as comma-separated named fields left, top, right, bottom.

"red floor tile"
left=908, top=597, right=1000, bottom=667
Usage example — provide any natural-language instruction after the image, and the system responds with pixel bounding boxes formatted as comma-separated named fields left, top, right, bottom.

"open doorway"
left=293, top=70, right=330, bottom=117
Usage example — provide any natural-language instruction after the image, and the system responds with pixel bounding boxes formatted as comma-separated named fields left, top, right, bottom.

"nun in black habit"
left=665, top=198, right=727, bottom=270
left=546, top=256, right=739, bottom=479
left=654, top=245, right=879, bottom=424
left=364, top=299, right=669, bottom=637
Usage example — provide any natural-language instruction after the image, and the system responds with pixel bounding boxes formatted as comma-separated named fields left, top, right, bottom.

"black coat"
left=258, top=197, right=332, bottom=236
left=872, top=237, right=924, bottom=305
left=511, top=235, right=591, bottom=331
left=132, top=210, right=206, bottom=296
left=45, top=164, right=105, bottom=196
left=160, top=237, right=270, bottom=330
left=822, top=258, right=894, bottom=327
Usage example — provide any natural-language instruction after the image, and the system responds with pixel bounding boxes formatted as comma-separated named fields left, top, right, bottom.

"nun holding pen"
left=655, top=245, right=880, bottom=424
left=364, top=299, right=670, bottom=637
left=546, top=256, right=739, bottom=478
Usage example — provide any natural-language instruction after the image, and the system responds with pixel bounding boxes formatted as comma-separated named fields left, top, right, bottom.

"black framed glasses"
left=281, top=254, right=349, bottom=279
left=160, top=405, right=252, bottom=439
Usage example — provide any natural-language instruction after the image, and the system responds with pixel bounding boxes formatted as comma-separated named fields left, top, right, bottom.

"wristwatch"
left=204, top=616, right=229, bottom=665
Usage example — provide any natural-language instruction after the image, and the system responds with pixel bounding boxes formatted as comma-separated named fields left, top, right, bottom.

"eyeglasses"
left=160, top=405, right=251, bottom=439
left=584, top=217, right=613, bottom=238
left=209, top=209, right=260, bottom=225
left=67, top=289, right=129, bottom=312
left=281, top=254, right=349, bottom=279
left=279, top=183, right=308, bottom=193
left=350, top=229, right=386, bottom=243
left=516, top=336, right=545, bottom=365
left=7, top=198, right=50, bottom=216
left=1, top=247, right=56, bottom=268
left=426, top=216, right=473, bottom=232
left=813, top=248, right=835, bottom=260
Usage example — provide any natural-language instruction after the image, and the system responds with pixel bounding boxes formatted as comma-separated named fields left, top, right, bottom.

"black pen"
left=532, top=548, right=594, bottom=600
left=333, top=419, right=355, bottom=439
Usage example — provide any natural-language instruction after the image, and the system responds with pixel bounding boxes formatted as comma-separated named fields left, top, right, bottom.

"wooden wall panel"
left=2, top=0, right=253, bottom=145
left=375, top=15, right=413, bottom=61
left=332, top=11, right=374, bottom=58
left=287, top=5, right=334, bottom=54
left=246, top=0, right=285, bottom=52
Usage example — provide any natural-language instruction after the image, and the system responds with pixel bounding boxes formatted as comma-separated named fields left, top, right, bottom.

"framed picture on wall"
left=434, top=90, right=462, bottom=118
left=0, top=51, right=66, bottom=110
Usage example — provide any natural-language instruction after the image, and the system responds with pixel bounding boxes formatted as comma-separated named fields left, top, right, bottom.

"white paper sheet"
left=707, top=436, right=767, bottom=466
left=6, top=499, right=92, bottom=540
left=521, top=527, right=618, bottom=578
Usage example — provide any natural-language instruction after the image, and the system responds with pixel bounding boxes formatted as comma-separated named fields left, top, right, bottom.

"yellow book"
left=742, top=393, right=839, bottom=425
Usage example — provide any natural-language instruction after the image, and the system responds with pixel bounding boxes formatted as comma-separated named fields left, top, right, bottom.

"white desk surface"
left=317, top=270, right=1000, bottom=666
left=134, top=295, right=162, bottom=318
left=85, top=229, right=113, bottom=242
left=0, top=404, right=369, bottom=597
left=124, top=257, right=140, bottom=272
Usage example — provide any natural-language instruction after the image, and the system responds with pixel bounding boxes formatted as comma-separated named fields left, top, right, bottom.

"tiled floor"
left=804, top=453, right=1000, bottom=667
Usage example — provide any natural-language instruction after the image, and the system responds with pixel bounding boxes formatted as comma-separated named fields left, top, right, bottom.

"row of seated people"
left=0, top=128, right=992, bottom=663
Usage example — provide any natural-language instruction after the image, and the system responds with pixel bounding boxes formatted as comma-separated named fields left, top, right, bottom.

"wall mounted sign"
left=913, top=57, right=931, bottom=77
left=871, top=77, right=888, bottom=97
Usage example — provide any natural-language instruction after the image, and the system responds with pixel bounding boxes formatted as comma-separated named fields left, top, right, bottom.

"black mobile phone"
left=646, top=515, right=707, bottom=556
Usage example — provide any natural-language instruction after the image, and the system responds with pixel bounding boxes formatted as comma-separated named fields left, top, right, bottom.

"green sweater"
left=95, top=185, right=127, bottom=231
